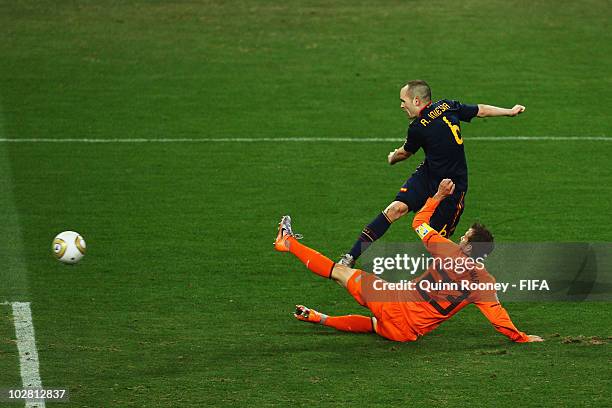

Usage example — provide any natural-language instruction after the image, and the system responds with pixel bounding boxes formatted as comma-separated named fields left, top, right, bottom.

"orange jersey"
left=399, top=197, right=529, bottom=342
left=345, top=198, right=528, bottom=342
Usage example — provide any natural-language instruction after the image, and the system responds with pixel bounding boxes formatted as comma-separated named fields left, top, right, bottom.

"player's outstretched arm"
left=412, top=179, right=461, bottom=258
left=477, top=104, right=525, bottom=117
left=388, top=145, right=412, bottom=165
left=474, top=301, right=543, bottom=342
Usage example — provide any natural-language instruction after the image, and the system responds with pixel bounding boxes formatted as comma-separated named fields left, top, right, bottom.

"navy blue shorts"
left=395, top=173, right=466, bottom=238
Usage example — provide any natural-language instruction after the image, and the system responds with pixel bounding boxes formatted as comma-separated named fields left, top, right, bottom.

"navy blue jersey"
left=403, top=99, right=478, bottom=191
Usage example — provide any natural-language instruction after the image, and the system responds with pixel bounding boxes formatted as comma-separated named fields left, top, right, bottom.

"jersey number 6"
left=443, top=116, right=463, bottom=145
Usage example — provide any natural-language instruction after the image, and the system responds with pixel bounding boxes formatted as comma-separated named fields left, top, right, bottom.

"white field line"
left=11, top=302, right=45, bottom=408
left=0, top=136, right=610, bottom=143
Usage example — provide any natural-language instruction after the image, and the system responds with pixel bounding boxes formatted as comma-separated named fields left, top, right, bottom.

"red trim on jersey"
left=418, top=102, right=432, bottom=117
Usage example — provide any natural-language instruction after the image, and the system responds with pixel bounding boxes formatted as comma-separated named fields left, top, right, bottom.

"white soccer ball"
left=52, top=231, right=86, bottom=264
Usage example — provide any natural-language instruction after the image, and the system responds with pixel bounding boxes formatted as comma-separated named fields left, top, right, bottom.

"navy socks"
left=348, top=212, right=392, bottom=260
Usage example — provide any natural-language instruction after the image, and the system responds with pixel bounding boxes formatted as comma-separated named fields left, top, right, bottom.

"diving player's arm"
left=388, top=145, right=412, bottom=165
left=411, top=179, right=460, bottom=257
left=477, top=104, right=525, bottom=117
left=474, top=301, right=543, bottom=342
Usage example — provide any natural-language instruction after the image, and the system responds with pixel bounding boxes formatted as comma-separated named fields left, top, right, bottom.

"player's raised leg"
left=275, top=216, right=386, bottom=336
left=339, top=200, right=408, bottom=267
left=275, top=215, right=366, bottom=285
left=274, top=215, right=335, bottom=278
left=274, top=215, right=385, bottom=312
left=294, top=305, right=374, bottom=333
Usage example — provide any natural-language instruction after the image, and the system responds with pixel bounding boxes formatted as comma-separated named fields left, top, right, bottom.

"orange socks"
left=287, top=236, right=335, bottom=279
left=285, top=237, right=373, bottom=333
left=322, top=314, right=374, bottom=333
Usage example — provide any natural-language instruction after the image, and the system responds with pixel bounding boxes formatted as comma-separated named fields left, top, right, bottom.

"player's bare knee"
left=331, top=264, right=355, bottom=287
left=383, top=201, right=409, bottom=222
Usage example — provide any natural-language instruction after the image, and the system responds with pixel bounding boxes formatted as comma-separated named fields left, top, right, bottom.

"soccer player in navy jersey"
left=339, top=80, right=525, bottom=267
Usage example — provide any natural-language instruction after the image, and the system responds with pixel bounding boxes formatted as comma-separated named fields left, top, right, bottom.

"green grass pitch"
left=1, top=1, right=611, bottom=407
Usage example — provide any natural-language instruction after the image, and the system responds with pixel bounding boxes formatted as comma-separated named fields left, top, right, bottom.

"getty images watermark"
left=372, top=252, right=486, bottom=275
left=371, top=253, right=549, bottom=294
left=358, top=242, right=611, bottom=302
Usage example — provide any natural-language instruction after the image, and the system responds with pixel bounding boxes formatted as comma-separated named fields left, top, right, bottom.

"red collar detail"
left=418, top=102, right=432, bottom=117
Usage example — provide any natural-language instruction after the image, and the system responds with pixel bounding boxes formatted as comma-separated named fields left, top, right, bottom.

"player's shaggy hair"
left=406, top=80, right=431, bottom=102
left=468, top=222, right=495, bottom=259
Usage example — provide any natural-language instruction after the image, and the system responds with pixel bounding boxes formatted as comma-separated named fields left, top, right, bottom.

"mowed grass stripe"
left=0, top=105, right=41, bottom=406
left=0, top=105, right=30, bottom=300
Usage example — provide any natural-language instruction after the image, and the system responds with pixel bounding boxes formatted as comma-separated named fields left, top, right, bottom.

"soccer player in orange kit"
left=274, top=179, right=543, bottom=343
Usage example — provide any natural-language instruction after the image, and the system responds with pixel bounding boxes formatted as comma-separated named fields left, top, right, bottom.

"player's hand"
left=509, top=105, right=525, bottom=116
left=388, top=149, right=398, bottom=165
left=434, top=179, right=455, bottom=200
left=526, top=334, right=544, bottom=342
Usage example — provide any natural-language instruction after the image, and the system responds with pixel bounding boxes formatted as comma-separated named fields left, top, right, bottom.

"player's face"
left=400, top=86, right=418, bottom=119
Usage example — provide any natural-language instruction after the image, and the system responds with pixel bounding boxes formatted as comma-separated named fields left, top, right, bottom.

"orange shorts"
left=346, top=270, right=418, bottom=342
